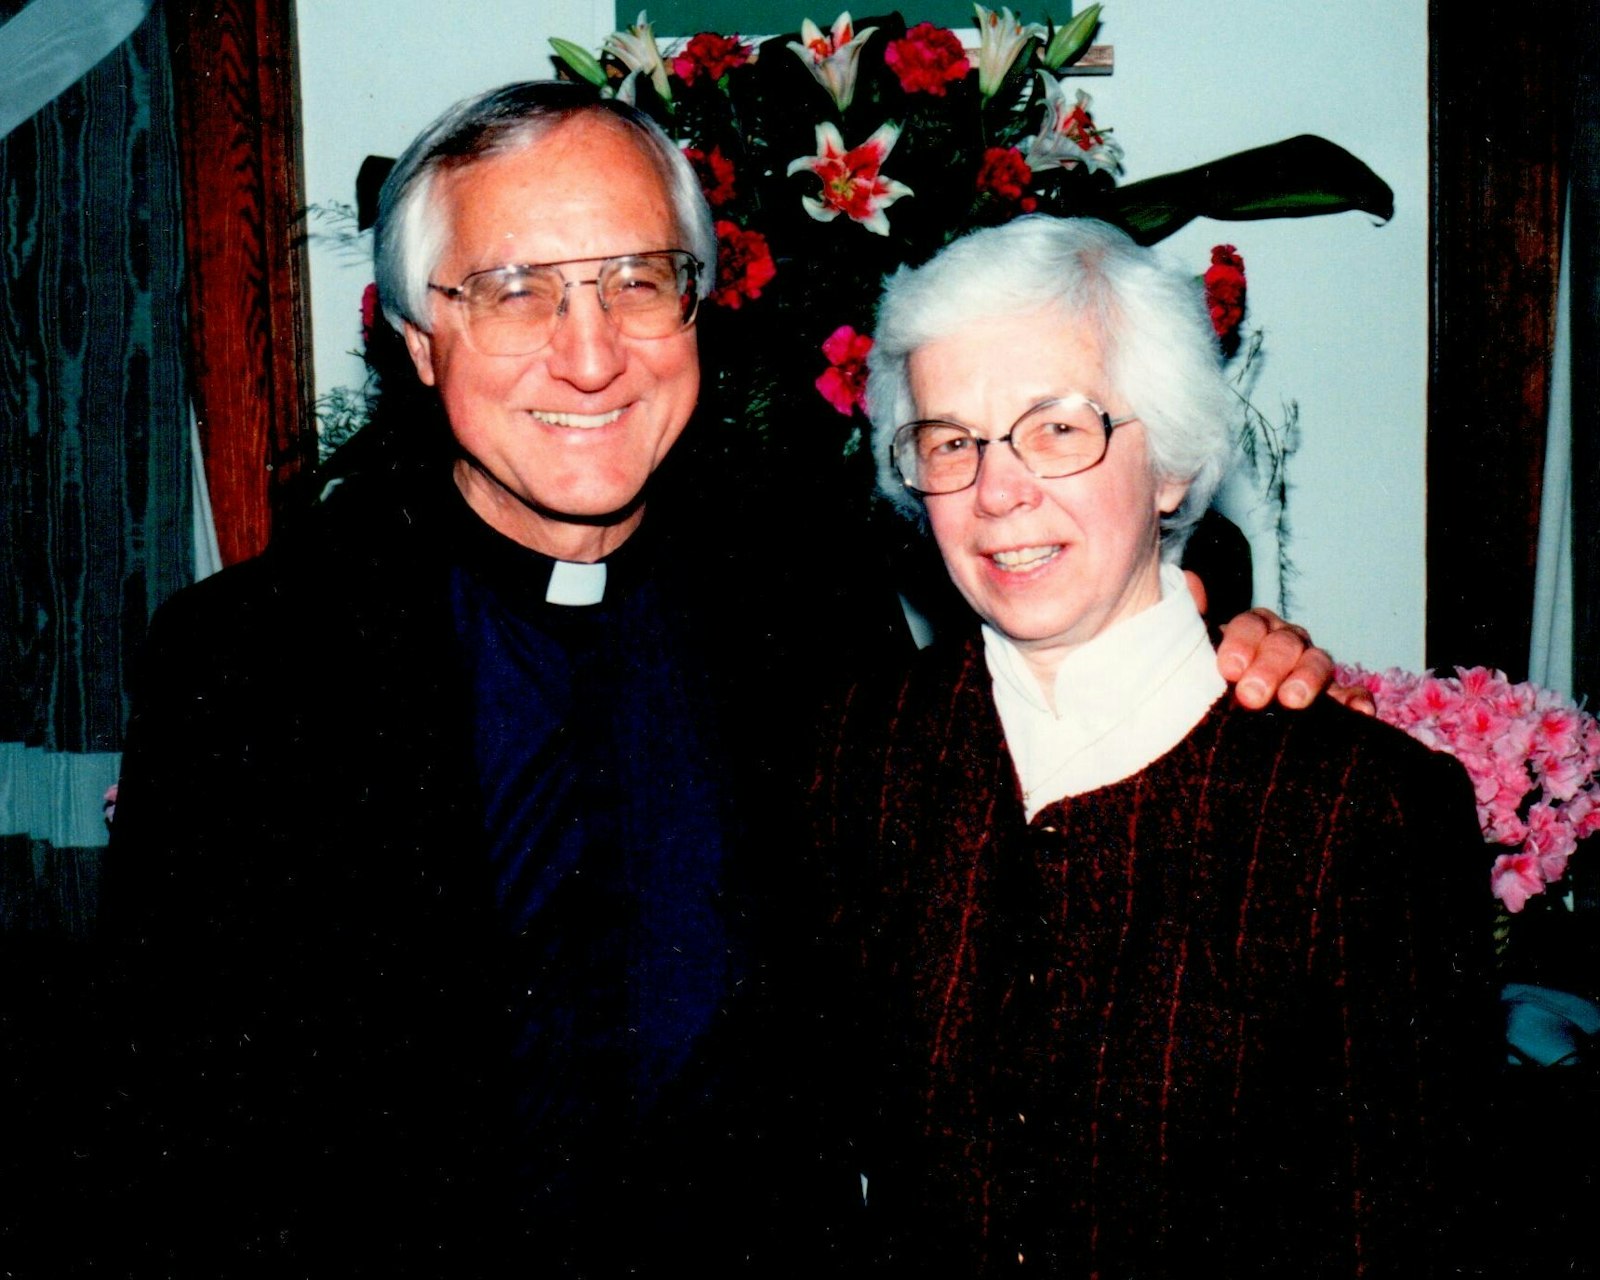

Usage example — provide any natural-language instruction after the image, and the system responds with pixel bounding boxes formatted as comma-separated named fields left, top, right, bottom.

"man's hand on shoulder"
left=1187, top=572, right=1376, bottom=716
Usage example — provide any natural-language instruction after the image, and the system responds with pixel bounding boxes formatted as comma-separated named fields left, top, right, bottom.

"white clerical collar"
left=984, top=562, right=1226, bottom=816
left=545, top=559, right=607, bottom=606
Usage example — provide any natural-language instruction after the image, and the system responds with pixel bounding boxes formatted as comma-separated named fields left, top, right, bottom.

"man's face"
left=403, top=114, right=700, bottom=559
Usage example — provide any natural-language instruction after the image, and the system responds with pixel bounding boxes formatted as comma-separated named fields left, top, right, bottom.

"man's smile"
left=527, top=407, right=627, bottom=429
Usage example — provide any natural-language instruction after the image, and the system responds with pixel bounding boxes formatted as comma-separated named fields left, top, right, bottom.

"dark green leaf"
left=1099, top=135, right=1394, bottom=245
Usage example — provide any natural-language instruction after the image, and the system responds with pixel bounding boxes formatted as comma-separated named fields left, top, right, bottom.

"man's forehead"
left=428, top=117, right=679, bottom=275
left=441, top=114, right=662, bottom=197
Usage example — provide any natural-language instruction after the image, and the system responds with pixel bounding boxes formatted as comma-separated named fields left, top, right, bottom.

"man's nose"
left=973, top=436, right=1042, bottom=517
left=544, top=282, right=626, bottom=389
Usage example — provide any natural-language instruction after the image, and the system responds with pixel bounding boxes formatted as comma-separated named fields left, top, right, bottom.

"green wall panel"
left=621, top=2, right=993, bottom=38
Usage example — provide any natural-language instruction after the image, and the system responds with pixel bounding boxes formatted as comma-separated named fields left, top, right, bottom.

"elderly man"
left=89, top=82, right=1334, bottom=1274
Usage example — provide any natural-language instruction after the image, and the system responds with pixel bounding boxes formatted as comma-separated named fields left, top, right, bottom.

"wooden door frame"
left=1428, top=1, right=1576, bottom=676
left=168, top=0, right=314, bottom=567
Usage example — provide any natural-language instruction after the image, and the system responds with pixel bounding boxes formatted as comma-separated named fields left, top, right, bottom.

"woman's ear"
left=1156, top=477, right=1190, bottom=517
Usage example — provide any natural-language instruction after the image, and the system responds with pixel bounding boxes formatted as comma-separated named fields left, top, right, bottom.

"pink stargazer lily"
left=787, top=121, right=913, bottom=236
left=787, top=12, right=879, bottom=112
left=972, top=3, right=1039, bottom=99
left=1021, top=74, right=1124, bottom=176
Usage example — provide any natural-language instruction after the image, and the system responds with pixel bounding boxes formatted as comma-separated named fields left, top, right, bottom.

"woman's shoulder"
left=1199, top=696, right=1479, bottom=826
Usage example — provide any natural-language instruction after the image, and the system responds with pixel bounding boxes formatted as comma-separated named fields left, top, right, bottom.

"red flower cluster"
left=975, top=146, right=1037, bottom=213
left=359, top=281, right=380, bottom=346
left=815, top=324, right=873, bottom=416
left=672, top=32, right=750, bottom=86
left=1204, top=244, right=1247, bottom=353
left=711, top=220, right=776, bottom=309
left=684, top=144, right=737, bottom=207
left=885, top=23, right=969, bottom=96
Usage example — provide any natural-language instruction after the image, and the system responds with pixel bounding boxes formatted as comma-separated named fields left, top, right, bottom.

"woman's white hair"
left=374, top=80, right=716, bottom=335
left=866, top=216, right=1235, bottom=558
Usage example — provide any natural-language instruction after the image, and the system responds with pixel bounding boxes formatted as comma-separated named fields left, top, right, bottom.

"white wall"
left=296, top=0, right=1430, bottom=670
left=1091, top=1, right=1429, bottom=669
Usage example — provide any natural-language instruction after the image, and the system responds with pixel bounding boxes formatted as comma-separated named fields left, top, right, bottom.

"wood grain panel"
left=167, top=0, right=313, bottom=565
left=1429, top=2, right=1575, bottom=676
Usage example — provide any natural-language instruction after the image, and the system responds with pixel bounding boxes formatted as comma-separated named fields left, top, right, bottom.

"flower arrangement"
left=312, top=6, right=1390, bottom=603
left=1335, top=664, right=1600, bottom=912
left=546, top=6, right=1393, bottom=483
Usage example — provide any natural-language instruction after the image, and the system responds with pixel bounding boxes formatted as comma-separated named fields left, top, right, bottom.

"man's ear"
left=403, top=321, right=438, bottom=387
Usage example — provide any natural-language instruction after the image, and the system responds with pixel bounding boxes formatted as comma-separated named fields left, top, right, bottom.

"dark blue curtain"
left=0, top=1, right=190, bottom=936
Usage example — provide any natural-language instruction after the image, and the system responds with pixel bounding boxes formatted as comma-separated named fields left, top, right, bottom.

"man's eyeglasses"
left=891, top=394, right=1138, bottom=496
left=427, top=250, right=702, bottom=355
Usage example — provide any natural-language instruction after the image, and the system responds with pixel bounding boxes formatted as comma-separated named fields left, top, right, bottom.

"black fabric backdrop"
left=0, top=2, right=189, bottom=935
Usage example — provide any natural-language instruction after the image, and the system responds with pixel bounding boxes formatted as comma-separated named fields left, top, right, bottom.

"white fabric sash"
left=0, top=0, right=152, bottom=141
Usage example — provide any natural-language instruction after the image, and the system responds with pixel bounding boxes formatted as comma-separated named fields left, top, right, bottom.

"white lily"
left=1020, top=75, right=1124, bottom=176
left=787, top=12, right=880, bottom=112
left=603, top=10, right=672, bottom=103
left=972, top=3, right=1040, bottom=99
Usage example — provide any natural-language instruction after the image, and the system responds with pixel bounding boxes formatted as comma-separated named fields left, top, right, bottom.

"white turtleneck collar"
left=984, top=562, right=1227, bottom=819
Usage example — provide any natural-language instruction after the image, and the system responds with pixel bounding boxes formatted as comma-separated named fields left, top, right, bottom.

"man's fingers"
left=1217, top=607, right=1332, bottom=709
left=1328, top=683, right=1378, bottom=716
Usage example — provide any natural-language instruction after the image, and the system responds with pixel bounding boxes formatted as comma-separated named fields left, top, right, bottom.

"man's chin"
left=452, top=460, right=653, bottom=556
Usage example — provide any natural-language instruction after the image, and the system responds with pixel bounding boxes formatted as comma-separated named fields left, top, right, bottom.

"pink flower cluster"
left=1335, top=663, right=1600, bottom=912
left=815, top=324, right=872, bottom=416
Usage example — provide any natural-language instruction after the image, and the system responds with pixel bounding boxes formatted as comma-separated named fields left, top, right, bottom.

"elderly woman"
left=815, top=217, right=1490, bottom=1276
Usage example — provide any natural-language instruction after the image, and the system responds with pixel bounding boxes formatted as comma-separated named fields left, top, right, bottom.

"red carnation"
left=816, top=324, right=873, bottom=416
left=684, top=144, right=737, bottom=207
left=711, top=220, right=776, bottom=310
left=1204, top=244, right=1247, bottom=355
left=885, top=23, right=970, bottom=96
left=672, top=32, right=751, bottom=86
left=975, top=146, right=1037, bottom=214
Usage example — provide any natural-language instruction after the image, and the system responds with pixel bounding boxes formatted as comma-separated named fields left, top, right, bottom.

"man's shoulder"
left=164, top=470, right=438, bottom=616
left=140, top=468, right=454, bottom=702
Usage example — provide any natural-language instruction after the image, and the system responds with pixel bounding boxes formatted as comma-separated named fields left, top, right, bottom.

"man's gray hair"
left=866, top=216, right=1235, bottom=557
left=374, top=80, right=716, bottom=334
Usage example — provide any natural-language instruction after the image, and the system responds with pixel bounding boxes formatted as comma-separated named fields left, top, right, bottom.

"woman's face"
left=911, top=308, right=1188, bottom=669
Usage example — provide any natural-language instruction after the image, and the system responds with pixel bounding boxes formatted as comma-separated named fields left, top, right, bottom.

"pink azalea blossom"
left=787, top=121, right=913, bottom=236
left=1491, top=851, right=1547, bottom=914
left=787, top=11, right=879, bottom=111
left=1335, top=662, right=1600, bottom=910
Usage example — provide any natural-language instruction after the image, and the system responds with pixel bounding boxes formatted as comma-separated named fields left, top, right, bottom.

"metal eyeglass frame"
left=426, top=249, right=702, bottom=354
left=892, top=394, right=1139, bottom=496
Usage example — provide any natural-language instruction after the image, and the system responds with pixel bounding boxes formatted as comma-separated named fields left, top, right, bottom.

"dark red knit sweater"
left=814, top=635, right=1494, bottom=1278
